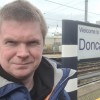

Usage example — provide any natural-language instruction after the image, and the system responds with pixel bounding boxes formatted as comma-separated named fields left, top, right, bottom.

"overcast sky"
left=0, top=0, right=100, bottom=34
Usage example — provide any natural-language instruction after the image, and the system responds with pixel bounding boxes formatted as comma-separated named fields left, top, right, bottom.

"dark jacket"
left=0, top=57, right=76, bottom=100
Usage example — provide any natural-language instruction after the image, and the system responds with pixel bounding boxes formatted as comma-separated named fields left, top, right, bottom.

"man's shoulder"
left=42, top=56, right=61, bottom=68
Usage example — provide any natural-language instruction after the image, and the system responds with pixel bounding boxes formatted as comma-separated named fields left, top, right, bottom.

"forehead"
left=0, top=20, right=41, bottom=33
left=0, top=20, right=42, bottom=41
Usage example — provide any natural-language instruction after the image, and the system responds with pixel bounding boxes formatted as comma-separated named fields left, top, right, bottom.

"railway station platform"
left=78, top=81, right=100, bottom=100
left=43, top=54, right=61, bottom=58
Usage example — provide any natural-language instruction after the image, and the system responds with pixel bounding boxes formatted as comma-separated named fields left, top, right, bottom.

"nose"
left=16, top=44, right=30, bottom=58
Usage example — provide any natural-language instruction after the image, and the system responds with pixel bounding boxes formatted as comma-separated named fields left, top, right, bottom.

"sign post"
left=62, top=20, right=100, bottom=100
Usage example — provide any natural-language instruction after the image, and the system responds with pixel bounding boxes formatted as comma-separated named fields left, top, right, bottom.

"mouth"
left=13, top=62, right=33, bottom=65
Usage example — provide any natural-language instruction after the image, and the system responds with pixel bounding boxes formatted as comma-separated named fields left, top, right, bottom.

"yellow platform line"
left=96, top=98, right=100, bottom=100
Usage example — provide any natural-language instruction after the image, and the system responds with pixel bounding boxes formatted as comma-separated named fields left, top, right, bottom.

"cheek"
left=30, top=47, right=43, bottom=59
left=0, top=48, right=15, bottom=62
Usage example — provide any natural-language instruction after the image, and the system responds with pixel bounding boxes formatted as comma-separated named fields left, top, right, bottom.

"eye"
left=5, top=41, right=17, bottom=46
left=27, top=41, right=40, bottom=46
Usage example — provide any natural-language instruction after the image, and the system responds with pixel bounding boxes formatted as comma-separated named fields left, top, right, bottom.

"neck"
left=21, top=75, right=34, bottom=91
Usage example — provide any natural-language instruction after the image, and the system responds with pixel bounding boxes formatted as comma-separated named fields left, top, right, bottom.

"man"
left=0, top=0, right=76, bottom=100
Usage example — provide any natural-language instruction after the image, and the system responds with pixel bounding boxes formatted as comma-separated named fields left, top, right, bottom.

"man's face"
left=0, top=20, right=44, bottom=80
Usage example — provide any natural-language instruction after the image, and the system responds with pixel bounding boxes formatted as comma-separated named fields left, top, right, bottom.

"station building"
left=43, top=34, right=62, bottom=54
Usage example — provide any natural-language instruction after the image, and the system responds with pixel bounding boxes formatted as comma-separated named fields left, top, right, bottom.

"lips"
left=12, top=62, right=33, bottom=65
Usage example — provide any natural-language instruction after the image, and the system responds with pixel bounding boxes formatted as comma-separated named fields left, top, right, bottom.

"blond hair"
left=0, top=0, right=48, bottom=41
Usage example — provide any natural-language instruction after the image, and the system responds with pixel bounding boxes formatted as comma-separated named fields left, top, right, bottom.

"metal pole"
left=85, top=0, right=88, bottom=22
left=62, top=20, right=77, bottom=100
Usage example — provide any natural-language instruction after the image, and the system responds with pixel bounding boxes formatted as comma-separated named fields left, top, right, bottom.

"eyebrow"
left=3, top=38, right=17, bottom=42
left=3, top=37, right=41, bottom=43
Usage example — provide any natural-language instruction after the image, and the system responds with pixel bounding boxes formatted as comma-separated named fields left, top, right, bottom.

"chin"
left=13, top=72, right=32, bottom=80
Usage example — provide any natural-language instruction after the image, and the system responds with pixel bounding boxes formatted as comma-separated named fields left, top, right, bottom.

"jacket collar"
left=0, top=57, right=54, bottom=100
left=33, top=57, right=54, bottom=100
